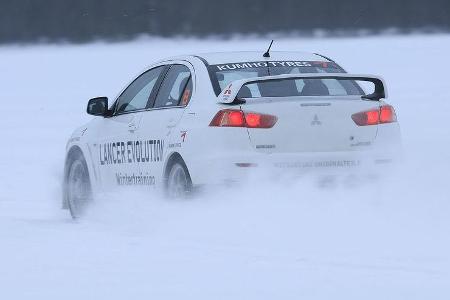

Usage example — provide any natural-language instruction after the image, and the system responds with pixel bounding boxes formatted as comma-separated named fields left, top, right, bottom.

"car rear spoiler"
left=217, top=73, right=387, bottom=104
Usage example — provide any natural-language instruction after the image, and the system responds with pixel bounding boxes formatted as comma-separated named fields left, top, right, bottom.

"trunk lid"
left=243, top=96, right=379, bottom=153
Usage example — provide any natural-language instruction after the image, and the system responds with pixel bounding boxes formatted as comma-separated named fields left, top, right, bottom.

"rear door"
left=242, top=78, right=379, bottom=153
left=137, top=63, right=193, bottom=186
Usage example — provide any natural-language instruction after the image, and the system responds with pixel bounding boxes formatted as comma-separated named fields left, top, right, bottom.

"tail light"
left=209, top=109, right=277, bottom=128
left=352, top=105, right=397, bottom=126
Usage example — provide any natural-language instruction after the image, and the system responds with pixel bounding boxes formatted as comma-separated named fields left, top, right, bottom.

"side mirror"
left=87, top=97, right=108, bottom=116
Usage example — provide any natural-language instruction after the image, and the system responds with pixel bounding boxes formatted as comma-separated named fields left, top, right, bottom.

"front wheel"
left=66, top=155, right=92, bottom=218
left=166, top=161, right=192, bottom=199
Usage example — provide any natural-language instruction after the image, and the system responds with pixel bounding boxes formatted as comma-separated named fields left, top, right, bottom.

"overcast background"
left=1, top=0, right=450, bottom=44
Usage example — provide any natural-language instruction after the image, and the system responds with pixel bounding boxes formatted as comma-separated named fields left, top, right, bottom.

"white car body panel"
left=64, top=51, right=402, bottom=201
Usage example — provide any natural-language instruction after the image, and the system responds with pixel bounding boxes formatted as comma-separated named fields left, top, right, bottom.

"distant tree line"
left=1, top=0, right=449, bottom=44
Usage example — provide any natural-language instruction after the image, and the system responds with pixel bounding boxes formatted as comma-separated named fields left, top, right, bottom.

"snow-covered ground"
left=0, top=35, right=449, bottom=299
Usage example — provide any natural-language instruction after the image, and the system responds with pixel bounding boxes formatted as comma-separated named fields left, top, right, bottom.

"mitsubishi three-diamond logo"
left=311, top=114, right=322, bottom=126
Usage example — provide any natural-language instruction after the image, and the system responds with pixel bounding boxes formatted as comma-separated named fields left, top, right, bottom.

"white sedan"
left=63, top=51, right=401, bottom=218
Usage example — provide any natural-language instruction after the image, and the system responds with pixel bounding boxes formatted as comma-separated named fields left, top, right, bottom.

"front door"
left=94, top=113, right=142, bottom=189
left=93, top=66, right=165, bottom=190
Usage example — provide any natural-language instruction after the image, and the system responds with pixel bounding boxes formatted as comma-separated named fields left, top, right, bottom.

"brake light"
left=244, top=113, right=261, bottom=127
left=379, top=105, right=397, bottom=123
left=209, top=109, right=245, bottom=127
left=209, top=109, right=277, bottom=128
left=352, top=105, right=397, bottom=126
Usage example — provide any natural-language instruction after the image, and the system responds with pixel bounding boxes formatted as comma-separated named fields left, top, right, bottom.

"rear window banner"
left=213, top=61, right=338, bottom=71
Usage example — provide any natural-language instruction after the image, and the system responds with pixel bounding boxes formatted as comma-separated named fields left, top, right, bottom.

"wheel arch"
left=62, top=145, right=91, bottom=209
left=163, top=151, right=191, bottom=189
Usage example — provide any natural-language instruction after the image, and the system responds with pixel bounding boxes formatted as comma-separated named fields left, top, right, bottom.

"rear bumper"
left=189, top=149, right=401, bottom=186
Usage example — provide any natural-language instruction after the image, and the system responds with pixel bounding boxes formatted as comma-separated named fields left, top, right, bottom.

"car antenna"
left=263, top=40, right=274, bottom=58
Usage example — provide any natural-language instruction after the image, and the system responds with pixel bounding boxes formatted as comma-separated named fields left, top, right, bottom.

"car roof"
left=191, top=51, right=329, bottom=65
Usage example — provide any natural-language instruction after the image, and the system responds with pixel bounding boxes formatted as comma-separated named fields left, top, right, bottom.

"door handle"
left=167, top=118, right=177, bottom=128
left=128, top=123, right=137, bottom=132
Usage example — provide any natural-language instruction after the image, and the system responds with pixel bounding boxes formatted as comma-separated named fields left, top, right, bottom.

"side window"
left=153, top=65, right=192, bottom=108
left=116, top=66, right=163, bottom=114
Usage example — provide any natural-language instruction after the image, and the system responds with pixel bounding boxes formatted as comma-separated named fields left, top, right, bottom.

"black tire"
left=66, top=153, right=92, bottom=219
left=166, top=161, right=192, bottom=199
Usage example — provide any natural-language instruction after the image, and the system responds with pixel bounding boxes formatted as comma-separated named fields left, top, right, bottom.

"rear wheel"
left=66, top=155, right=92, bottom=219
left=166, top=161, right=192, bottom=199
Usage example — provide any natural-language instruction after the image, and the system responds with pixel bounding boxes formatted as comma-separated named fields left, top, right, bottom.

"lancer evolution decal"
left=99, top=140, right=164, bottom=165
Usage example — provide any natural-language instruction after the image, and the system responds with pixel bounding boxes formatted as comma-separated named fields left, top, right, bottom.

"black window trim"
left=109, top=61, right=194, bottom=117
left=145, top=65, right=170, bottom=109
left=149, top=63, right=193, bottom=110
left=110, top=65, right=168, bottom=117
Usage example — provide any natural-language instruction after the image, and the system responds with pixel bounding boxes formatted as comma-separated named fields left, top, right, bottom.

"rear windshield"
left=208, top=61, right=363, bottom=97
